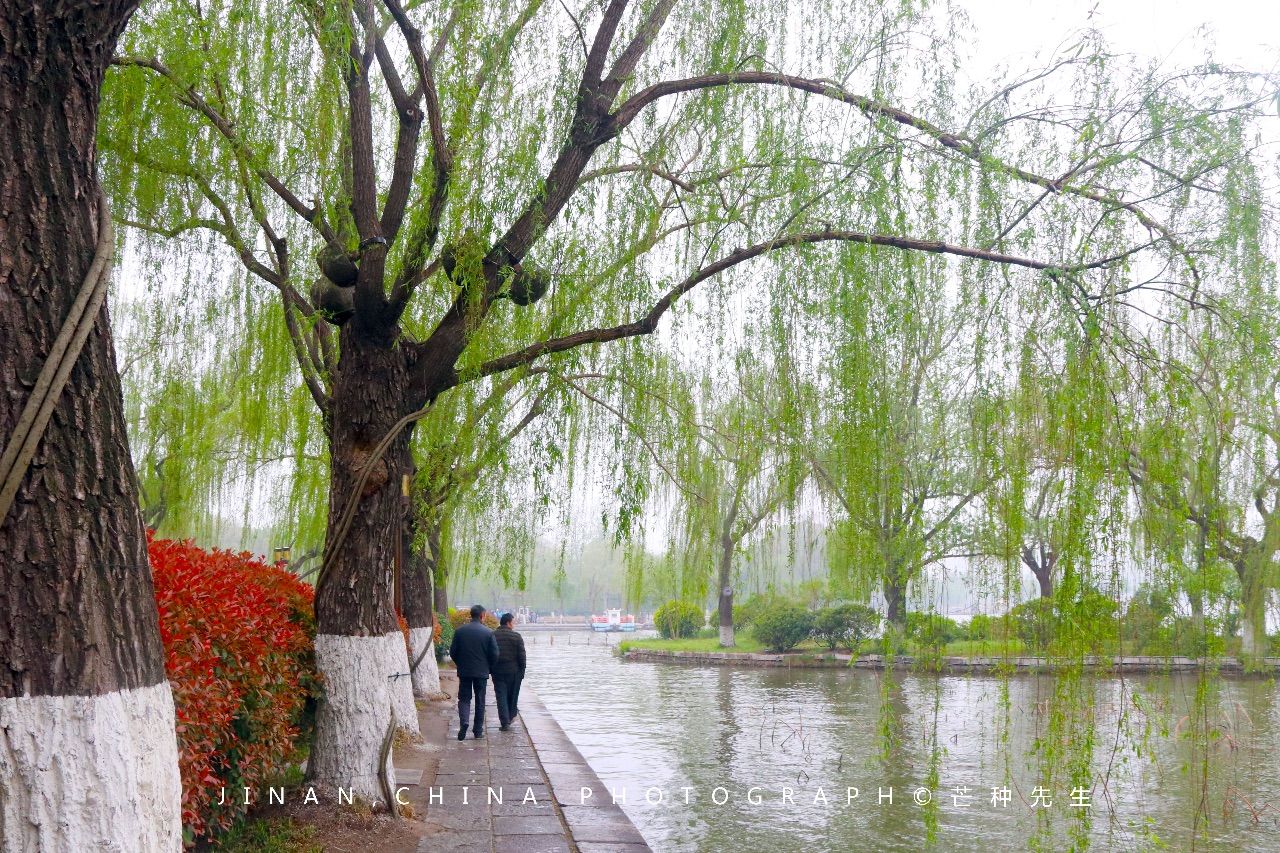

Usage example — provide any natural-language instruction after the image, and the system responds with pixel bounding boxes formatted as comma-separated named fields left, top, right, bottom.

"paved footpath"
left=417, top=671, right=651, bottom=853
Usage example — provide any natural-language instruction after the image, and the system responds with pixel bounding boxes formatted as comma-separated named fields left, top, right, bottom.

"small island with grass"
left=621, top=591, right=1280, bottom=674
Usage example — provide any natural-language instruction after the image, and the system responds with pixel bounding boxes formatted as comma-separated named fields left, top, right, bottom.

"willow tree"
left=808, top=250, right=995, bottom=637
left=101, top=0, right=1257, bottom=802
left=1130, top=308, right=1280, bottom=661
left=0, top=4, right=182, bottom=850
left=980, top=336, right=1118, bottom=604
left=113, top=281, right=328, bottom=549
left=681, top=370, right=808, bottom=648
left=557, top=354, right=808, bottom=646
left=995, top=370, right=1070, bottom=600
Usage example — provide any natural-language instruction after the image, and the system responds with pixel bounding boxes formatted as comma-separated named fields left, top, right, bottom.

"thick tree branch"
left=345, top=11, right=381, bottom=241
left=474, top=228, right=1115, bottom=381
left=602, top=0, right=677, bottom=95
left=583, top=0, right=630, bottom=86
left=614, top=71, right=1201, bottom=285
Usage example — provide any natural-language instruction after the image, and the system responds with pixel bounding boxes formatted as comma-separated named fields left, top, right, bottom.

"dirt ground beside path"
left=210, top=677, right=455, bottom=852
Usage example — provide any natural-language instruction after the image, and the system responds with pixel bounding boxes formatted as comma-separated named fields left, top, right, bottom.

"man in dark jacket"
left=492, top=612, right=527, bottom=731
left=449, top=604, right=499, bottom=739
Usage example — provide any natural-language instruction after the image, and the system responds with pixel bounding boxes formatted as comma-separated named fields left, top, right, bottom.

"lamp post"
left=272, top=545, right=292, bottom=565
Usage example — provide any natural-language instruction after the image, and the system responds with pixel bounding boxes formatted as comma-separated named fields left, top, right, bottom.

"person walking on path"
left=492, top=612, right=527, bottom=731
left=449, top=604, right=498, bottom=740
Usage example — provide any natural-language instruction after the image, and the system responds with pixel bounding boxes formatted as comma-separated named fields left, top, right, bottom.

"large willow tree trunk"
left=403, top=515, right=443, bottom=698
left=717, top=532, right=735, bottom=648
left=308, top=335, right=420, bottom=806
left=0, top=5, right=182, bottom=849
left=883, top=575, right=907, bottom=642
left=1021, top=544, right=1055, bottom=600
left=434, top=569, right=450, bottom=614
left=1236, top=555, right=1268, bottom=664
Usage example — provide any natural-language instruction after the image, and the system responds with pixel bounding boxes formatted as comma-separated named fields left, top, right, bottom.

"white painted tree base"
left=383, top=632, right=420, bottom=738
left=407, top=627, right=444, bottom=698
left=0, top=681, right=182, bottom=852
left=308, top=634, right=398, bottom=807
left=719, top=625, right=735, bottom=647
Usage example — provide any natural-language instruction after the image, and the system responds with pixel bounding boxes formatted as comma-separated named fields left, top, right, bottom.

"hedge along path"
left=0, top=195, right=115, bottom=523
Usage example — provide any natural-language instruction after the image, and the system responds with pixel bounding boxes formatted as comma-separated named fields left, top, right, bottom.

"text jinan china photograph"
left=2, top=0, right=1279, bottom=851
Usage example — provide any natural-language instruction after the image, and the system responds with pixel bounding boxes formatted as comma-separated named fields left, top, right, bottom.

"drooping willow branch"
left=111, top=55, right=335, bottom=245
left=612, top=69, right=1202, bottom=287
left=473, top=227, right=1132, bottom=382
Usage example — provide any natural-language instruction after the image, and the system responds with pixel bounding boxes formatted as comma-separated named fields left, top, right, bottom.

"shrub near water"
left=653, top=600, right=704, bottom=639
left=752, top=601, right=815, bottom=651
left=812, top=603, right=880, bottom=650
left=732, top=592, right=783, bottom=630
left=149, top=534, right=318, bottom=844
left=906, top=612, right=964, bottom=650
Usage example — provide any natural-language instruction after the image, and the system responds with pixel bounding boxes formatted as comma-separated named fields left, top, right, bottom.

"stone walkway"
left=418, top=672, right=650, bottom=853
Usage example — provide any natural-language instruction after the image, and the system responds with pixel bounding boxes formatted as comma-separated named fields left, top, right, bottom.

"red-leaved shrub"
left=448, top=607, right=499, bottom=629
left=149, top=534, right=318, bottom=844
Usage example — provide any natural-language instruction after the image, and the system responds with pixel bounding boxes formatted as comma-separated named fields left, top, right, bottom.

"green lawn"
left=621, top=634, right=772, bottom=653
left=619, top=632, right=856, bottom=655
left=937, top=639, right=1028, bottom=657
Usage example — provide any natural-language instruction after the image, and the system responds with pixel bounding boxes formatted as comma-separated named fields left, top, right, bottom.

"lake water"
left=522, top=630, right=1280, bottom=851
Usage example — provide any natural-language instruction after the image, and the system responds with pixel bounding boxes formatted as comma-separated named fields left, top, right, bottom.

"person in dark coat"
left=492, top=612, right=527, bottom=731
left=449, top=604, right=499, bottom=739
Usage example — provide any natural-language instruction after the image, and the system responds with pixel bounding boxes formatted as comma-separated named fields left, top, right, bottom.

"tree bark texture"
left=717, top=533, right=734, bottom=648
left=0, top=6, right=182, bottom=850
left=0, top=0, right=165, bottom=703
left=309, top=333, right=425, bottom=799
left=883, top=576, right=907, bottom=633
left=314, top=333, right=418, bottom=637
left=402, top=515, right=437, bottom=630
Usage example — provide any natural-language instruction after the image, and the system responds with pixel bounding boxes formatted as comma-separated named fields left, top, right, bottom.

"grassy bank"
left=621, top=634, right=770, bottom=654
left=620, top=633, right=1030, bottom=658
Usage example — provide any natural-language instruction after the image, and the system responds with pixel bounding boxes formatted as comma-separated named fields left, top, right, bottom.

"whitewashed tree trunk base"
left=0, top=681, right=182, bottom=853
left=308, top=634, right=396, bottom=807
left=407, top=627, right=444, bottom=699
left=719, top=625, right=735, bottom=648
left=383, top=632, right=420, bottom=738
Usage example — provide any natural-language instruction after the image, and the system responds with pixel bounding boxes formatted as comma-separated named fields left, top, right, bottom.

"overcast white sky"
left=961, top=0, right=1279, bottom=73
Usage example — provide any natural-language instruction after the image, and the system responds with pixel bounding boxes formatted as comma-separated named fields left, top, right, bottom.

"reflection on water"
left=522, top=630, right=1280, bottom=852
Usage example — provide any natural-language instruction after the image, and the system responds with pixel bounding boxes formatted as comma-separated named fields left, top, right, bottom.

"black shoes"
left=499, top=724, right=511, bottom=731
left=457, top=724, right=468, bottom=741
left=473, top=729, right=485, bottom=739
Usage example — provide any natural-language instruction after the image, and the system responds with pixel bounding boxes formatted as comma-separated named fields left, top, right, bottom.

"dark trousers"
left=510, top=673, right=523, bottom=717
left=457, top=675, right=488, bottom=732
left=493, top=675, right=517, bottom=726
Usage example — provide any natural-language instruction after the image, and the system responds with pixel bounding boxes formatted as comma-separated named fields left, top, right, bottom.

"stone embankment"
left=621, top=648, right=1280, bottom=674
